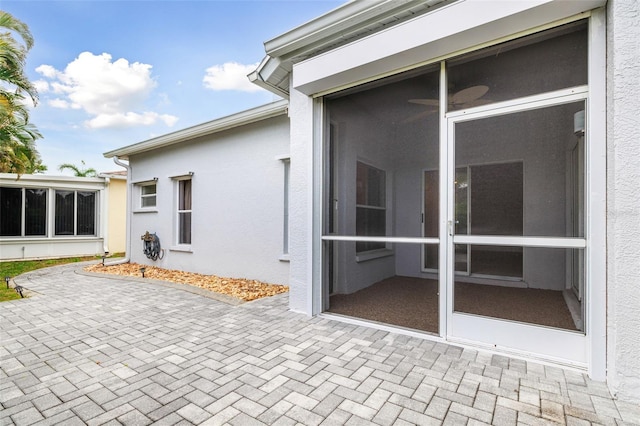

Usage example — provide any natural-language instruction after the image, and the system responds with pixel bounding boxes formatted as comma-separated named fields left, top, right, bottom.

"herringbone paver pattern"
left=1, top=263, right=638, bottom=425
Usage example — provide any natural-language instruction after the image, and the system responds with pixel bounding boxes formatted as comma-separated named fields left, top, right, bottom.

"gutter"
left=263, top=0, right=407, bottom=57
left=248, top=58, right=291, bottom=99
left=102, top=176, right=110, bottom=255
left=105, top=156, right=131, bottom=266
left=250, top=0, right=447, bottom=97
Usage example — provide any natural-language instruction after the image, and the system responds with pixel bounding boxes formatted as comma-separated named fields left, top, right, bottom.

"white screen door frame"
left=441, top=88, right=589, bottom=368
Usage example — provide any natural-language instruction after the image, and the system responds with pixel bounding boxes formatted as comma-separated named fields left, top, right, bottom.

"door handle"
left=448, top=220, right=454, bottom=236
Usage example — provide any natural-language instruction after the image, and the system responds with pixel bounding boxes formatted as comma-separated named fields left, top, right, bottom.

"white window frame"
left=173, top=176, right=192, bottom=249
left=140, top=182, right=157, bottom=209
left=53, top=189, right=98, bottom=237
left=132, top=178, right=158, bottom=213
left=280, top=157, right=291, bottom=261
left=355, top=160, right=390, bottom=259
left=0, top=186, right=48, bottom=238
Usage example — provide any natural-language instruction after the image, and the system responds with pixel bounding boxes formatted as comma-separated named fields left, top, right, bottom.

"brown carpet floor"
left=329, top=277, right=440, bottom=333
left=328, top=276, right=578, bottom=333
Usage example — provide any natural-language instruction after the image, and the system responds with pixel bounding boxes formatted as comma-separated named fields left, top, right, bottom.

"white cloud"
left=86, top=112, right=178, bottom=129
left=48, top=98, right=79, bottom=109
left=33, top=80, right=50, bottom=93
left=35, top=52, right=177, bottom=129
left=35, top=64, right=59, bottom=78
left=203, top=62, right=263, bottom=92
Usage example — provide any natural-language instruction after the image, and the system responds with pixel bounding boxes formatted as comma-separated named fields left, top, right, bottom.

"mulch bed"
left=84, top=262, right=288, bottom=302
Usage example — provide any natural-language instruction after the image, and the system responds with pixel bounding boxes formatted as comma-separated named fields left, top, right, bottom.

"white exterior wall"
left=127, top=115, right=290, bottom=285
left=606, top=0, right=640, bottom=403
left=288, top=89, right=315, bottom=312
left=0, top=174, right=107, bottom=260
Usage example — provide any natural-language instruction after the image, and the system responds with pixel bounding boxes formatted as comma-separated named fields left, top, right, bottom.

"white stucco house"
left=104, top=0, right=640, bottom=402
left=103, top=102, right=291, bottom=285
left=0, top=172, right=127, bottom=260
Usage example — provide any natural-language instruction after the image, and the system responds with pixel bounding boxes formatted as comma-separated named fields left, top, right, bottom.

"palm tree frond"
left=0, top=11, right=34, bottom=50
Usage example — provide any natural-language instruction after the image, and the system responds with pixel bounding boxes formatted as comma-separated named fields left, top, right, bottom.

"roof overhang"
left=103, top=100, right=288, bottom=161
left=0, top=173, right=105, bottom=186
left=250, top=0, right=449, bottom=97
left=252, top=0, right=606, bottom=98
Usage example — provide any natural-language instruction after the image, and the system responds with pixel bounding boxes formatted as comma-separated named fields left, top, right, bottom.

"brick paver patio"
left=1, top=263, right=638, bottom=425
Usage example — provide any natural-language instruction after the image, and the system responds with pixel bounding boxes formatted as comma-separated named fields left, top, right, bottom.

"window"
left=55, top=190, right=97, bottom=236
left=356, top=161, right=386, bottom=253
left=140, top=183, right=157, bottom=208
left=1, top=187, right=23, bottom=236
left=282, top=159, right=290, bottom=256
left=25, top=189, right=47, bottom=236
left=1, top=187, right=47, bottom=237
left=177, top=179, right=192, bottom=245
left=77, top=191, right=96, bottom=236
left=55, top=190, right=74, bottom=235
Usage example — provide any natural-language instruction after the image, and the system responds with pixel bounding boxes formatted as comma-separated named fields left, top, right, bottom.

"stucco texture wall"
left=127, top=115, right=290, bottom=286
left=607, top=0, right=640, bottom=403
left=287, top=89, right=315, bottom=313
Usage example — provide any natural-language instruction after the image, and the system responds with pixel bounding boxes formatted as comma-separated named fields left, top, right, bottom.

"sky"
left=2, top=0, right=344, bottom=175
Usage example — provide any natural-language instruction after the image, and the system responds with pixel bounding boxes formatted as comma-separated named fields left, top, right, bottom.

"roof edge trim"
left=103, top=100, right=288, bottom=159
left=264, top=0, right=413, bottom=57
left=248, top=60, right=291, bottom=99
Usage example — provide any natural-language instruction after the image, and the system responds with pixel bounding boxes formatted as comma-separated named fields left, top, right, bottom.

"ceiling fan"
left=403, top=85, right=491, bottom=123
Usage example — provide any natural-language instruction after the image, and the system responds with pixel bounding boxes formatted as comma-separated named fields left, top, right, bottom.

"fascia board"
left=0, top=173, right=106, bottom=187
left=98, top=173, right=127, bottom=180
left=103, top=100, right=288, bottom=160
left=269, top=0, right=447, bottom=62
left=264, top=0, right=394, bottom=57
left=257, top=0, right=443, bottom=97
left=292, top=0, right=605, bottom=96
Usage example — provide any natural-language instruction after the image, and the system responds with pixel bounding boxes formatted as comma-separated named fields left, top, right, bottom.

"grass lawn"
left=0, top=286, right=22, bottom=302
left=0, top=254, right=124, bottom=302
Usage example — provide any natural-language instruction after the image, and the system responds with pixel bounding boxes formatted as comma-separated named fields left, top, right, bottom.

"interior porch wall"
left=331, top=97, right=579, bottom=293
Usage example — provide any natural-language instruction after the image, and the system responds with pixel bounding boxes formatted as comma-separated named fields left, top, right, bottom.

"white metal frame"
left=281, top=158, right=291, bottom=258
left=0, top=187, right=48, bottom=238
left=444, top=86, right=590, bottom=368
left=52, top=189, right=99, bottom=238
left=139, top=182, right=157, bottom=209
left=173, top=176, right=193, bottom=248
left=314, top=10, right=607, bottom=377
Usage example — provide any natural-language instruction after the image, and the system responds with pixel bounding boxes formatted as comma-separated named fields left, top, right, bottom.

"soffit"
left=265, top=0, right=450, bottom=62
left=293, top=0, right=605, bottom=96
left=252, top=0, right=450, bottom=97
left=254, top=0, right=606, bottom=97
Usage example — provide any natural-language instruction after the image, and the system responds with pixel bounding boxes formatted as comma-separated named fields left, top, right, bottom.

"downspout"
left=102, top=176, right=110, bottom=255
left=105, top=156, right=131, bottom=266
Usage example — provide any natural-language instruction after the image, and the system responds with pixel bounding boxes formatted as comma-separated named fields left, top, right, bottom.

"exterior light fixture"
left=15, top=285, right=24, bottom=298
left=102, top=255, right=106, bottom=266
left=140, top=267, right=146, bottom=278
left=5, top=276, right=10, bottom=289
